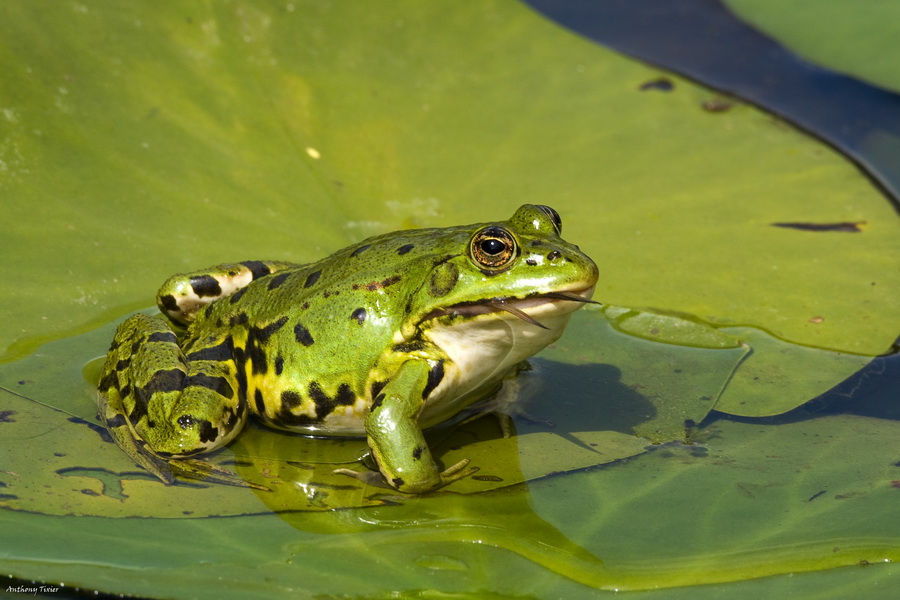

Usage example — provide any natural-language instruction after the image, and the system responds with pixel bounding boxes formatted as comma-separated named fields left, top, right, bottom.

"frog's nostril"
left=547, top=250, right=561, bottom=261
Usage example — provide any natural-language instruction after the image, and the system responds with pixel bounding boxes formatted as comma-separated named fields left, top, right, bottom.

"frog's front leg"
left=98, top=313, right=256, bottom=488
left=336, top=360, right=478, bottom=494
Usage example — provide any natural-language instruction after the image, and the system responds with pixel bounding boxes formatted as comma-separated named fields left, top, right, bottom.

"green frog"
left=97, top=205, right=599, bottom=494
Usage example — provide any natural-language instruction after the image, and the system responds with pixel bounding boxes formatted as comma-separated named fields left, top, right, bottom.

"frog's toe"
left=439, top=458, right=479, bottom=484
left=169, top=458, right=271, bottom=491
left=333, top=467, right=391, bottom=488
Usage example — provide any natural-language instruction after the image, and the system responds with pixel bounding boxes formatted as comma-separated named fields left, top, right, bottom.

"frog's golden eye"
left=469, top=226, right=518, bottom=272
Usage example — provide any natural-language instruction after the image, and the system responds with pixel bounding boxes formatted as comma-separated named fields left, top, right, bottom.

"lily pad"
left=1, top=0, right=899, bottom=597
left=0, top=0, right=898, bottom=364
left=723, top=0, right=900, bottom=94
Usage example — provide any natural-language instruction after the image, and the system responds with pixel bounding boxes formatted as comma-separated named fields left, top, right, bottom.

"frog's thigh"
left=365, top=359, right=448, bottom=493
left=158, top=260, right=299, bottom=325
left=99, top=314, right=244, bottom=472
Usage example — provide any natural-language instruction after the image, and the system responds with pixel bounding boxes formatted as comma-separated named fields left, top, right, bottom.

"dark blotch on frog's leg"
left=241, top=260, right=271, bottom=280
left=370, top=392, right=386, bottom=411
left=184, top=373, right=234, bottom=400
left=392, top=477, right=405, bottom=489
left=397, top=243, right=414, bottom=255
left=294, top=323, right=315, bottom=347
left=267, top=272, right=291, bottom=291
left=350, top=244, right=371, bottom=257
left=115, top=358, right=130, bottom=372
left=132, top=368, right=186, bottom=422
left=254, top=389, right=266, bottom=415
left=421, top=360, right=445, bottom=399
left=185, top=338, right=233, bottom=362
left=147, top=330, right=178, bottom=345
left=203, top=304, right=215, bottom=319
left=304, top=270, right=322, bottom=288
left=138, top=369, right=186, bottom=399
left=159, top=294, right=179, bottom=314
left=191, top=275, right=222, bottom=298
left=274, top=355, right=284, bottom=375
left=198, top=420, right=219, bottom=443
left=229, top=287, right=248, bottom=304
left=412, top=446, right=424, bottom=460
left=350, top=308, right=367, bottom=325
left=104, top=413, right=127, bottom=429
left=229, top=312, right=249, bottom=327
left=98, top=371, right=117, bottom=393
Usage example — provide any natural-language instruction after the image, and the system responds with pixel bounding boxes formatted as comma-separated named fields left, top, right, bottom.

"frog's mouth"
left=425, top=288, right=599, bottom=330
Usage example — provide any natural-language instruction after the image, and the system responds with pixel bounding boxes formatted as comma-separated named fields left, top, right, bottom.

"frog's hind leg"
left=157, top=260, right=299, bottom=326
left=98, top=313, right=264, bottom=489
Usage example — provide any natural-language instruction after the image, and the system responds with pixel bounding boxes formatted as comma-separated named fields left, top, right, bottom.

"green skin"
left=97, top=205, right=599, bottom=494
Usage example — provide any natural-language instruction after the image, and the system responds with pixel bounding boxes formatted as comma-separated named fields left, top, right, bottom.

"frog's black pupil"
left=481, top=239, right=506, bottom=255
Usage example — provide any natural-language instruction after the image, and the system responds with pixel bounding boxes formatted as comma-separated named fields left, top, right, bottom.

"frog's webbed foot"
left=167, top=458, right=271, bottom=491
left=334, top=458, right=478, bottom=494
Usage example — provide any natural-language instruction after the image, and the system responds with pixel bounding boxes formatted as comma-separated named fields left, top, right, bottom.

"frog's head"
left=403, top=204, right=599, bottom=342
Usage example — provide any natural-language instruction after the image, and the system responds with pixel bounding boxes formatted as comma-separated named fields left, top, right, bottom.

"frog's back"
left=184, top=226, right=470, bottom=434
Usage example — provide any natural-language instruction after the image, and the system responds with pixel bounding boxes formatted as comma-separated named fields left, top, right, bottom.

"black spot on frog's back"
left=252, top=316, right=288, bottom=344
left=350, top=244, right=371, bottom=257
left=229, top=287, right=248, bottom=304
left=304, top=270, right=322, bottom=288
left=267, top=271, right=291, bottom=291
left=294, top=323, right=315, bottom=346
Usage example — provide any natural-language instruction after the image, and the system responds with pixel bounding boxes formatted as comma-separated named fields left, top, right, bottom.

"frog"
left=97, top=204, right=599, bottom=494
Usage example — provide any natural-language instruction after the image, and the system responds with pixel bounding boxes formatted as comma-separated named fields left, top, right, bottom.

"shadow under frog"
left=226, top=356, right=648, bottom=589
left=226, top=356, right=654, bottom=515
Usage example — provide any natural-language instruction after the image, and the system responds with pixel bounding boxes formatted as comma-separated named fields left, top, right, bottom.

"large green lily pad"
left=724, top=0, right=900, bottom=94
left=1, top=0, right=899, bottom=596
left=0, top=1, right=897, bottom=363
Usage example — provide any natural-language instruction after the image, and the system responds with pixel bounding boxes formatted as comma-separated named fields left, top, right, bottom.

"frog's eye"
left=469, top=226, right=518, bottom=272
left=536, top=205, right=562, bottom=235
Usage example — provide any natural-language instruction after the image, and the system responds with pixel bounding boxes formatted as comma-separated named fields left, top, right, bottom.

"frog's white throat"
left=417, top=286, right=595, bottom=428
